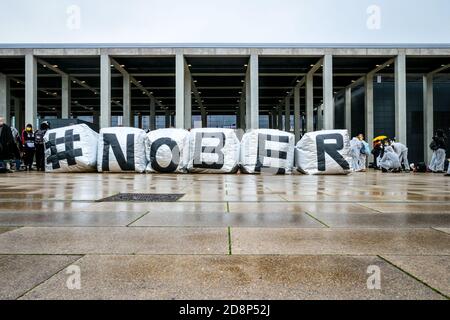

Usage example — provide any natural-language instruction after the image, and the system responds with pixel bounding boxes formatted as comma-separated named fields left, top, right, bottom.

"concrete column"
left=294, top=86, right=300, bottom=141
left=201, top=111, right=207, bottom=128
left=239, top=99, right=245, bottom=130
left=317, top=105, right=323, bottom=130
left=249, top=53, right=259, bottom=129
left=92, top=111, right=100, bottom=128
left=0, top=73, right=10, bottom=124
left=306, top=71, right=314, bottom=132
left=277, top=107, right=283, bottom=130
left=100, top=54, right=111, bottom=128
left=25, top=54, right=37, bottom=127
left=137, top=113, right=143, bottom=128
left=322, top=54, right=334, bottom=130
left=345, top=86, right=352, bottom=134
left=61, top=74, right=71, bottom=119
left=14, top=98, right=23, bottom=130
left=395, top=52, right=407, bottom=144
left=184, top=69, right=192, bottom=129
left=165, top=109, right=171, bottom=128
left=423, top=74, right=434, bottom=163
left=150, top=97, right=156, bottom=130
left=365, top=74, right=374, bottom=146
left=175, top=53, right=185, bottom=128
left=284, top=96, right=290, bottom=132
left=272, top=108, right=277, bottom=129
left=122, top=73, right=131, bottom=127
left=245, top=69, right=251, bottom=129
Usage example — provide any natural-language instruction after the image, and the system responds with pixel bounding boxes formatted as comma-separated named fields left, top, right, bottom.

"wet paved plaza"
left=0, top=171, right=449, bottom=299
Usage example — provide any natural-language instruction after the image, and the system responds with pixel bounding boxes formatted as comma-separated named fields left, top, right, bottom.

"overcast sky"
left=0, top=0, right=449, bottom=44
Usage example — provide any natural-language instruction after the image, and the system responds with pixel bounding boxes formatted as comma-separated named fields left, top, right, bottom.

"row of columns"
left=0, top=53, right=429, bottom=162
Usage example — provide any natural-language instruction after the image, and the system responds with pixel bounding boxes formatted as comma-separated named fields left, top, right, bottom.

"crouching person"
left=391, top=140, right=410, bottom=172
left=429, top=129, right=447, bottom=173
left=379, top=142, right=401, bottom=173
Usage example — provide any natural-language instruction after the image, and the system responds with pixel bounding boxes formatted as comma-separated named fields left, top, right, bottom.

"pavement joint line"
left=377, top=255, right=449, bottom=300
left=126, top=211, right=151, bottom=227
left=226, top=201, right=232, bottom=255
left=430, top=227, right=450, bottom=236
left=355, top=203, right=384, bottom=214
left=227, top=226, right=232, bottom=255
left=15, top=254, right=85, bottom=300
left=303, top=211, right=330, bottom=228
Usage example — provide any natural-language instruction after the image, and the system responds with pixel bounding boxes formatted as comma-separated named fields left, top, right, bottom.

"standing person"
left=350, top=134, right=364, bottom=172
left=392, top=140, right=410, bottom=172
left=0, top=116, right=16, bottom=173
left=429, top=129, right=447, bottom=173
left=21, top=123, right=36, bottom=171
left=358, top=134, right=370, bottom=172
left=34, top=121, right=49, bottom=171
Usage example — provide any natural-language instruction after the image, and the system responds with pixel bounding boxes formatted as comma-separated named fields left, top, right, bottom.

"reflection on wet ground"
left=0, top=171, right=448, bottom=299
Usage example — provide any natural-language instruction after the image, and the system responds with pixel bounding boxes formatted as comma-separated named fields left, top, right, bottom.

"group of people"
left=0, top=116, right=50, bottom=173
left=349, top=129, right=449, bottom=176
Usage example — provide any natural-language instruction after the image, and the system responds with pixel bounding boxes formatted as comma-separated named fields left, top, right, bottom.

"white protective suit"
left=429, top=148, right=446, bottom=172
left=379, top=145, right=401, bottom=170
left=391, top=142, right=409, bottom=171
left=349, top=137, right=364, bottom=171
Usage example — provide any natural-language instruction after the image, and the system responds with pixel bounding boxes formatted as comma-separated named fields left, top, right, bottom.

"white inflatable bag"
left=295, top=130, right=351, bottom=175
left=145, top=128, right=190, bottom=173
left=187, top=128, right=240, bottom=173
left=44, top=124, right=98, bottom=172
left=240, top=129, right=295, bottom=174
left=97, top=127, right=147, bottom=173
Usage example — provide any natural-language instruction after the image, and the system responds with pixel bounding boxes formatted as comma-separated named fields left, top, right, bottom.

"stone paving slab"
left=231, top=228, right=450, bottom=255
left=380, top=255, right=450, bottom=297
left=228, top=202, right=379, bottom=214
left=0, top=254, right=81, bottom=300
left=131, top=212, right=324, bottom=228
left=0, top=212, right=146, bottom=227
left=309, top=213, right=450, bottom=228
left=0, top=227, right=17, bottom=235
left=360, top=203, right=450, bottom=214
left=20, top=254, right=444, bottom=300
left=435, top=228, right=450, bottom=235
left=0, top=227, right=228, bottom=255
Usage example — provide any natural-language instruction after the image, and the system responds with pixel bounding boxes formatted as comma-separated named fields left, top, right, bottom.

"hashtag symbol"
left=45, top=129, right=83, bottom=169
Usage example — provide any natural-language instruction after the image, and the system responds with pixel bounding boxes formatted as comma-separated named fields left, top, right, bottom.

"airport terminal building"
left=0, top=43, right=449, bottom=164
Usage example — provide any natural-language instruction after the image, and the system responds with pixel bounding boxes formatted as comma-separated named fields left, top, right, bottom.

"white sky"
left=0, top=0, right=449, bottom=44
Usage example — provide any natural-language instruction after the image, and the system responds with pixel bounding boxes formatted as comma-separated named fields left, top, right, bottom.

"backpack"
left=415, top=162, right=427, bottom=172
left=35, top=130, right=46, bottom=145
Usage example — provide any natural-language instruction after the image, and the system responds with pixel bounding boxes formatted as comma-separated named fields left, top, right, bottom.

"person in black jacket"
left=429, top=129, right=447, bottom=173
left=0, top=116, right=16, bottom=172
left=21, top=123, right=36, bottom=171
left=34, top=121, right=49, bottom=171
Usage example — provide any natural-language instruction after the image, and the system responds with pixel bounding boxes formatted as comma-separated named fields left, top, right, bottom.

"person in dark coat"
left=0, top=116, right=16, bottom=172
left=34, top=121, right=50, bottom=171
left=21, top=123, right=36, bottom=171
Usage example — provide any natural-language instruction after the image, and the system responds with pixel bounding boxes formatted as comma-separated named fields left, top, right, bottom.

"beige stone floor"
left=0, top=171, right=448, bottom=300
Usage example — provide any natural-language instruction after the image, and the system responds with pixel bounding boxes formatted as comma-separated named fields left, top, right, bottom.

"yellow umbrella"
left=373, top=135, right=388, bottom=142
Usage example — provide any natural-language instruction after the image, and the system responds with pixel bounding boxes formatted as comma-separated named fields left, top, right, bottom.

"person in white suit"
left=391, top=141, right=410, bottom=172
left=379, top=142, right=401, bottom=172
